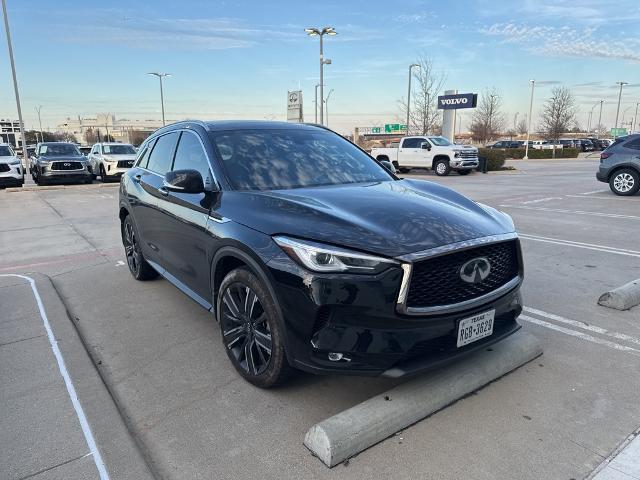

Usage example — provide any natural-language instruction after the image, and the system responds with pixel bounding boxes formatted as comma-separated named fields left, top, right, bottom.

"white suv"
left=0, top=143, right=24, bottom=188
left=88, top=143, right=137, bottom=182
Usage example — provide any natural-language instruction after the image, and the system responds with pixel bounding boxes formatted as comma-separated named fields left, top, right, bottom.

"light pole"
left=325, top=89, right=334, bottom=128
left=488, top=94, right=497, bottom=142
left=406, top=63, right=420, bottom=135
left=621, top=106, right=633, bottom=131
left=314, top=84, right=320, bottom=124
left=305, top=27, right=337, bottom=126
left=633, top=102, right=640, bottom=134
left=147, top=72, right=171, bottom=126
left=2, top=0, right=27, bottom=163
left=614, top=81, right=628, bottom=137
left=596, top=100, right=604, bottom=138
left=524, top=79, right=535, bottom=160
left=35, top=105, right=43, bottom=142
left=587, top=100, right=600, bottom=133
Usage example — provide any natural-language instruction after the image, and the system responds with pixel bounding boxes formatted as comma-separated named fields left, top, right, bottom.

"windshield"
left=0, top=146, right=14, bottom=156
left=428, top=136, right=452, bottom=146
left=211, top=129, right=393, bottom=191
left=39, top=144, right=80, bottom=156
left=103, top=144, right=136, bottom=155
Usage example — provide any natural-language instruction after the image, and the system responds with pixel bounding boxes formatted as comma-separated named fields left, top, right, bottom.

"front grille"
left=458, top=151, right=478, bottom=159
left=117, top=160, right=134, bottom=168
left=406, top=240, right=519, bottom=308
left=0, top=164, right=10, bottom=172
left=51, top=161, right=82, bottom=171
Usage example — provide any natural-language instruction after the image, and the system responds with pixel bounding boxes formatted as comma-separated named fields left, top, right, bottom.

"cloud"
left=394, top=12, right=437, bottom=24
left=481, top=22, right=640, bottom=63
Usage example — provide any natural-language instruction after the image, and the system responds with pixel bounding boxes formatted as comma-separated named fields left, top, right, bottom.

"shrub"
left=477, top=148, right=506, bottom=171
left=503, top=148, right=580, bottom=159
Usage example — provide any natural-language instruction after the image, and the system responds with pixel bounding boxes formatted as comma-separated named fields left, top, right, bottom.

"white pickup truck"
left=370, top=136, right=479, bottom=176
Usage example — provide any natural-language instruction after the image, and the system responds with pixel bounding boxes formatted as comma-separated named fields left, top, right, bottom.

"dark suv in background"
left=119, top=121, right=524, bottom=387
left=597, top=134, right=640, bottom=195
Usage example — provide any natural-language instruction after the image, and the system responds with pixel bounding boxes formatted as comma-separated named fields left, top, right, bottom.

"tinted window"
left=211, top=128, right=393, bottom=191
left=625, top=138, right=640, bottom=150
left=137, top=138, right=155, bottom=169
left=0, top=146, right=14, bottom=156
left=429, top=136, right=452, bottom=146
left=103, top=144, right=136, bottom=155
left=402, top=138, right=423, bottom=148
left=147, top=133, right=178, bottom=175
left=39, top=144, right=80, bottom=156
left=172, top=132, right=212, bottom=186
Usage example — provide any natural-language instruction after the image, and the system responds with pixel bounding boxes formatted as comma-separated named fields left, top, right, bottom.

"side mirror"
left=163, top=169, right=205, bottom=194
left=420, top=142, right=431, bottom=150
left=380, top=160, right=396, bottom=173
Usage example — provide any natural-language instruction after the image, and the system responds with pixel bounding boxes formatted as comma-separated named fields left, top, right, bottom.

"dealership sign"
left=437, top=93, right=478, bottom=110
left=287, top=90, right=304, bottom=123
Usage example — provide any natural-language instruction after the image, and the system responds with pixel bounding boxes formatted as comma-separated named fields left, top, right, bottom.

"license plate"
left=456, top=309, right=495, bottom=348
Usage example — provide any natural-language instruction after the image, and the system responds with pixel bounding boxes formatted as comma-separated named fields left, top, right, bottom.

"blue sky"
left=0, top=0, right=639, bottom=134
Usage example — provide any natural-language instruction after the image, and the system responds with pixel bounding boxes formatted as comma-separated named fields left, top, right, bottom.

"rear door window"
left=624, top=138, right=640, bottom=150
left=146, top=133, right=179, bottom=175
left=172, top=132, right=213, bottom=187
left=402, top=138, right=423, bottom=149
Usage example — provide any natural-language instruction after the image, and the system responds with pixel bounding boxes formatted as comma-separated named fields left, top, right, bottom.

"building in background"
left=57, top=113, right=163, bottom=145
left=0, top=118, right=23, bottom=147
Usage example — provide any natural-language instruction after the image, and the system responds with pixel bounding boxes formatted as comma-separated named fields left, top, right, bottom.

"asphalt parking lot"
left=1, top=157, right=639, bottom=479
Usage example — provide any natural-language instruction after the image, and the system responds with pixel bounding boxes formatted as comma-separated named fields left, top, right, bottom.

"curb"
left=4, top=183, right=119, bottom=192
left=303, top=331, right=543, bottom=467
left=598, top=279, right=640, bottom=311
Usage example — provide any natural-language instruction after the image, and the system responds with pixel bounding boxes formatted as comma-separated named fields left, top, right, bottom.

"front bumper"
left=266, top=248, right=523, bottom=377
left=0, top=164, right=24, bottom=184
left=451, top=159, right=479, bottom=170
left=103, top=162, right=133, bottom=177
left=40, top=166, right=92, bottom=181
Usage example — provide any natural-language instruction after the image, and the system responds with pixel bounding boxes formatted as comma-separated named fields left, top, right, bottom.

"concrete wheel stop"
left=598, top=279, right=640, bottom=311
left=304, top=331, right=542, bottom=467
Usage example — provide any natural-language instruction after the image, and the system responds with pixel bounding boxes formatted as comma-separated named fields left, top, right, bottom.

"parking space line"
left=565, top=194, right=640, bottom=201
left=579, top=190, right=609, bottom=195
left=524, top=307, right=640, bottom=347
left=0, top=274, right=110, bottom=480
left=519, top=234, right=640, bottom=258
left=522, top=197, right=562, bottom=204
left=520, top=315, right=640, bottom=356
left=500, top=205, right=640, bottom=220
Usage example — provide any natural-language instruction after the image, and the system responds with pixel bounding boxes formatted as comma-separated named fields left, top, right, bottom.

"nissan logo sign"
left=459, top=257, right=491, bottom=284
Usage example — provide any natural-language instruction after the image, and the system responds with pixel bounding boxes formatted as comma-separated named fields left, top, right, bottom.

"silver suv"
left=0, top=143, right=24, bottom=188
left=596, top=134, right=640, bottom=196
left=88, top=143, right=137, bottom=182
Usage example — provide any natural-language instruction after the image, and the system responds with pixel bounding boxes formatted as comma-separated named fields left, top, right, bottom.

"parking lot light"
left=147, top=72, right=171, bottom=126
left=35, top=105, right=43, bottom=142
left=633, top=102, right=639, bottom=134
left=596, top=100, right=604, bottom=139
left=614, top=81, right=628, bottom=137
left=306, top=26, right=337, bottom=126
left=524, top=79, right=535, bottom=160
left=406, top=63, right=420, bottom=135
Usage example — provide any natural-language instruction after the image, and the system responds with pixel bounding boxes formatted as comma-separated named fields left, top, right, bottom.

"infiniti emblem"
left=63, top=162, right=71, bottom=166
left=460, top=257, right=491, bottom=284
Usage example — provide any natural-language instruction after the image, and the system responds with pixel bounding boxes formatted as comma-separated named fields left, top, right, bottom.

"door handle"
left=158, top=186, right=169, bottom=196
left=133, top=174, right=141, bottom=183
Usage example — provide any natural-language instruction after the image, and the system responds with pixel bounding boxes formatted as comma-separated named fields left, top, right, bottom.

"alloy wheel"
left=613, top=173, right=634, bottom=193
left=123, top=220, right=141, bottom=275
left=220, top=283, right=272, bottom=376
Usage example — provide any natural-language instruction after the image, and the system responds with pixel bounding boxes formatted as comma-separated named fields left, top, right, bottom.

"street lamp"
left=614, top=81, right=628, bottom=137
left=587, top=100, right=600, bottom=133
left=2, top=0, right=27, bottom=164
left=406, top=63, right=420, bottom=135
left=324, top=89, right=334, bottom=128
left=488, top=94, right=497, bottom=142
left=633, top=102, right=640, bottom=134
left=305, top=26, right=337, bottom=126
left=621, top=105, right=633, bottom=131
left=35, top=105, right=43, bottom=142
left=147, top=72, right=171, bottom=126
left=314, top=84, right=320, bottom=123
left=524, top=79, right=535, bottom=160
left=596, top=100, right=604, bottom=138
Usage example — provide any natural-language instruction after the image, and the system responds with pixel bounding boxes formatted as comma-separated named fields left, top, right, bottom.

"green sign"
left=611, top=128, right=628, bottom=137
left=371, top=127, right=381, bottom=133
left=384, top=124, right=407, bottom=133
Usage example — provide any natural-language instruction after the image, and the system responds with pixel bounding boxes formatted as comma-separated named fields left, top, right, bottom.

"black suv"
left=119, top=121, right=524, bottom=387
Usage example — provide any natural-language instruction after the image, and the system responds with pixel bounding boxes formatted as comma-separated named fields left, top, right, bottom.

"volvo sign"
left=437, top=93, right=478, bottom=110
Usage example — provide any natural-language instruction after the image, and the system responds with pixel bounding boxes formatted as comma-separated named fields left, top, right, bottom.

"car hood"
left=219, top=179, right=515, bottom=258
left=39, top=155, right=86, bottom=161
left=0, top=155, right=18, bottom=164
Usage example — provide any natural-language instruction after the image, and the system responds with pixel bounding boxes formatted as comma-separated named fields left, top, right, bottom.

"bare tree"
left=54, top=131, right=78, bottom=143
left=470, top=88, right=505, bottom=144
left=539, top=86, right=577, bottom=149
left=516, top=117, right=528, bottom=135
left=84, top=128, right=98, bottom=145
left=398, top=56, right=446, bottom=135
left=129, top=130, right=151, bottom=146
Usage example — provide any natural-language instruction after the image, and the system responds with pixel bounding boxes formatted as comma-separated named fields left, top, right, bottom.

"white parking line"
left=579, top=189, right=609, bottom=195
left=520, top=315, right=640, bottom=356
left=523, top=307, right=640, bottom=347
left=519, top=234, right=640, bottom=258
left=522, top=197, right=562, bottom=204
left=500, top=205, right=640, bottom=220
left=565, top=194, right=640, bottom=201
left=0, top=274, right=110, bottom=480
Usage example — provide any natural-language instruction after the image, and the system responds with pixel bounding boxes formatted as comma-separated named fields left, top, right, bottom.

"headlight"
left=9, top=158, right=21, bottom=165
left=274, top=236, right=398, bottom=274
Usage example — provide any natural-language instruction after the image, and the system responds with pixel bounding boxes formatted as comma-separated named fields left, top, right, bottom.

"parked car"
left=596, top=134, right=640, bottom=195
left=119, top=120, right=524, bottom=387
left=588, top=138, right=605, bottom=151
left=579, top=139, right=595, bottom=152
left=600, top=139, right=614, bottom=148
left=487, top=141, right=520, bottom=149
left=30, top=142, right=92, bottom=185
left=558, top=139, right=575, bottom=149
left=78, top=145, right=92, bottom=157
left=88, top=142, right=137, bottom=182
left=531, top=140, right=554, bottom=150
left=371, top=135, right=478, bottom=176
left=0, top=143, right=24, bottom=188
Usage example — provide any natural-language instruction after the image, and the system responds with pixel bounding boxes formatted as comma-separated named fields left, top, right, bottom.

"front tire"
left=218, top=267, right=293, bottom=388
left=434, top=159, right=451, bottom=176
left=121, top=215, right=158, bottom=280
left=100, top=164, right=110, bottom=183
left=609, top=168, right=639, bottom=196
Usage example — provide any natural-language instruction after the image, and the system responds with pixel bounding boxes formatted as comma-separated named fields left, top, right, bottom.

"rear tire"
left=121, top=215, right=158, bottom=280
left=218, top=267, right=294, bottom=388
left=609, top=168, right=640, bottom=196
left=434, top=159, right=451, bottom=176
